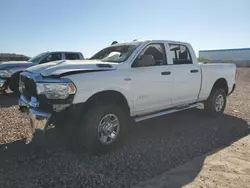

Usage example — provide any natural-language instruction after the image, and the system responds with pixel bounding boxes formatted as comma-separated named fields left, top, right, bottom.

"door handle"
left=161, top=71, right=171, bottom=75
left=190, top=69, right=199, bottom=73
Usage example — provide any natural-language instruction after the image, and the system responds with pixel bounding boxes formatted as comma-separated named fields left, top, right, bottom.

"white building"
left=199, top=48, right=250, bottom=63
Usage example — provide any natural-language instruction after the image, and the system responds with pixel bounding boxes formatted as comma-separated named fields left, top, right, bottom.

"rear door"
left=167, top=43, right=201, bottom=105
left=130, top=43, right=173, bottom=115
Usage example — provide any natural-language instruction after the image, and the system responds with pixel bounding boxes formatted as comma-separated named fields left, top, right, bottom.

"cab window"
left=65, top=53, right=81, bottom=60
left=40, top=53, right=62, bottom=64
left=132, top=43, right=167, bottom=67
left=168, top=44, right=193, bottom=65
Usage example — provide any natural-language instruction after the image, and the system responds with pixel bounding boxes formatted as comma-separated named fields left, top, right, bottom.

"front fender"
left=64, top=68, right=134, bottom=114
left=72, top=87, right=134, bottom=111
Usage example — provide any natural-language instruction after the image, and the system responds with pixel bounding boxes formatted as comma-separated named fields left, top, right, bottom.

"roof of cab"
left=43, top=51, right=83, bottom=54
left=110, top=40, right=190, bottom=46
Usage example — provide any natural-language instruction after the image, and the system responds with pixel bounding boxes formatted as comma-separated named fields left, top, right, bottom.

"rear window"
left=65, top=53, right=81, bottom=60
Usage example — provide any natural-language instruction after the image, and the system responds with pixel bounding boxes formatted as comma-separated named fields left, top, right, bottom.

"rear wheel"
left=204, top=88, right=226, bottom=116
left=79, top=104, right=127, bottom=154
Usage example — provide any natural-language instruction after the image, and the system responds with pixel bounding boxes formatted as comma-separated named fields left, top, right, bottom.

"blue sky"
left=0, top=0, right=249, bottom=57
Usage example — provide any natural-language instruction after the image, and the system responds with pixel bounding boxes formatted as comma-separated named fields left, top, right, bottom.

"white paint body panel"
left=198, top=63, right=236, bottom=101
left=170, top=64, right=201, bottom=105
left=128, top=65, right=173, bottom=115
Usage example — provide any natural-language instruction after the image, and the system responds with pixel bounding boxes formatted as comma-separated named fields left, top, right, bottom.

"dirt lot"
left=0, top=68, right=250, bottom=188
left=133, top=134, right=250, bottom=188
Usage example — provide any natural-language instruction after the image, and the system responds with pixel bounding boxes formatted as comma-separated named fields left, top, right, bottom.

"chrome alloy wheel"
left=215, top=94, right=224, bottom=112
left=98, top=114, right=120, bottom=145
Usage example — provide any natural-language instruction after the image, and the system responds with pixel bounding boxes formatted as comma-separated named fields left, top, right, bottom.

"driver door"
left=130, top=43, right=173, bottom=116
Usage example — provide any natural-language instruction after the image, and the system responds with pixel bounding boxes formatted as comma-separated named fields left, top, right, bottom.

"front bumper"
left=19, top=94, right=52, bottom=132
left=19, top=94, right=83, bottom=132
left=0, top=78, right=8, bottom=91
left=29, top=108, right=52, bottom=132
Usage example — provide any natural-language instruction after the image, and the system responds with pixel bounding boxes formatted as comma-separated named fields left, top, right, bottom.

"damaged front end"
left=18, top=71, right=77, bottom=143
left=19, top=95, right=53, bottom=131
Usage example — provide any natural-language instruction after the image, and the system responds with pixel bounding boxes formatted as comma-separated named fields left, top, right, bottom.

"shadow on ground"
left=0, top=109, right=249, bottom=188
left=0, top=91, right=19, bottom=107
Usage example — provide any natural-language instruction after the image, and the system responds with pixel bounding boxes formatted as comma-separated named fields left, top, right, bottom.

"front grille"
left=19, top=73, right=74, bottom=112
left=20, top=74, right=37, bottom=99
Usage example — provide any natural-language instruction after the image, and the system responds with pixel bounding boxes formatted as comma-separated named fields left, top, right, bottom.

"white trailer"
left=199, top=48, right=250, bottom=61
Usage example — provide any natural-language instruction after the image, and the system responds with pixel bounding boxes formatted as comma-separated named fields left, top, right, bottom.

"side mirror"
left=134, top=54, right=155, bottom=67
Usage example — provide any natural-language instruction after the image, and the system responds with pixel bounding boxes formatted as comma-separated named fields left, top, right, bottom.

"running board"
left=134, top=103, right=202, bottom=122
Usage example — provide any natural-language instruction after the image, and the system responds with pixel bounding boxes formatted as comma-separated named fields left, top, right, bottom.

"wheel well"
left=212, top=78, right=228, bottom=94
left=9, top=71, right=22, bottom=91
left=84, top=90, right=130, bottom=115
left=10, top=71, right=22, bottom=80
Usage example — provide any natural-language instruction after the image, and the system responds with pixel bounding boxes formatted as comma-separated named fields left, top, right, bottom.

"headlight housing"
left=36, top=83, right=76, bottom=99
left=0, top=70, right=12, bottom=78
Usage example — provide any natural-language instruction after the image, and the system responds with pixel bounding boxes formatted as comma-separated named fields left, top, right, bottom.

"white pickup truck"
left=19, top=40, right=236, bottom=153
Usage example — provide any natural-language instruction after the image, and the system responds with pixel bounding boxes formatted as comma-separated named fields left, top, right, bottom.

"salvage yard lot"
left=0, top=68, right=250, bottom=188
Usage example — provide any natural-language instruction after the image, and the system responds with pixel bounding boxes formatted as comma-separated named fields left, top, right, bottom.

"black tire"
left=54, top=113, right=73, bottom=132
left=32, top=130, right=47, bottom=147
left=9, top=73, right=20, bottom=93
left=204, top=88, right=227, bottom=117
left=0, top=90, right=7, bottom=95
left=79, top=104, right=127, bottom=154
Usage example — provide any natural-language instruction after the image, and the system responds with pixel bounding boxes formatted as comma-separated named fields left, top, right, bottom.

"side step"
left=134, top=103, right=202, bottom=122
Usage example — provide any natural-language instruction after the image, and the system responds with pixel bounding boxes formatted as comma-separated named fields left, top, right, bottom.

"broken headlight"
left=36, top=83, right=76, bottom=99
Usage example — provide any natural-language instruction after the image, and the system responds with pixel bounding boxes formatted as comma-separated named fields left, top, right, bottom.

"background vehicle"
left=19, top=40, right=236, bottom=153
left=0, top=51, right=84, bottom=92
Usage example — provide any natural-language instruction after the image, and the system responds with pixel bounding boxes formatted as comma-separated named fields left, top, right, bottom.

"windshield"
left=90, top=44, right=138, bottom=63
left=28, top=52, right=48, bottom=63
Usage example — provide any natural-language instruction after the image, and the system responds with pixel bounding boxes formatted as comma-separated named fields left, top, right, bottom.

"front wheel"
left=79, top=104, right=127, bottom=154
left=204, top=88, right=227, bottom=116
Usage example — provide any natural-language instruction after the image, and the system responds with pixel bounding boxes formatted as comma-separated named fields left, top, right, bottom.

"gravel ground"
left=133, top=134, right=250, bottom=188
left=0, top=68, right=250, bottom=188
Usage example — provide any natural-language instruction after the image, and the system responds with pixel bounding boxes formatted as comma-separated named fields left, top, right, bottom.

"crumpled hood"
left=26, top=60, right=117, bottom=77
left=0, top=61, right=34, bottom=69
